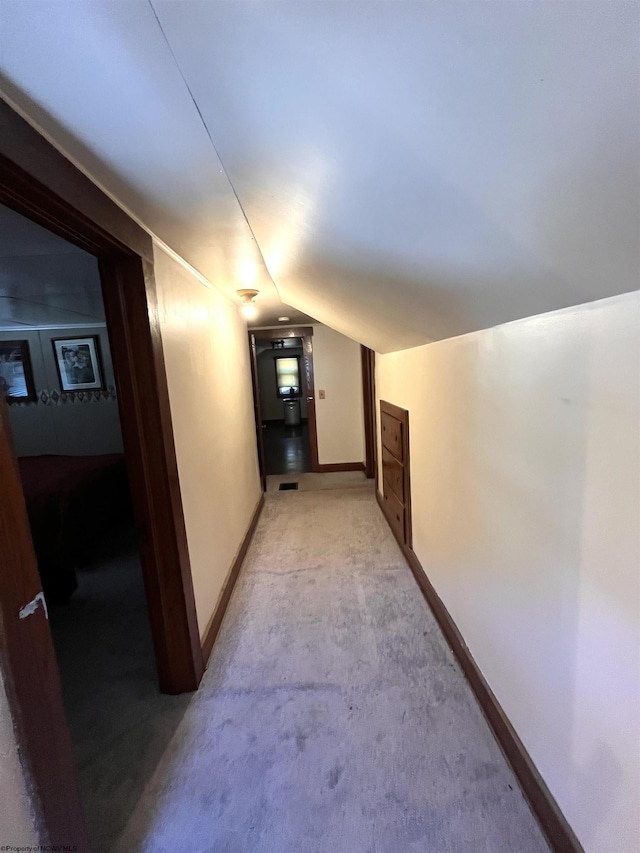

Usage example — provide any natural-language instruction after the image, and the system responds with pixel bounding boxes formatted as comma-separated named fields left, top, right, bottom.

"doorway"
left=259, top=336, right=310, bottom=474
left=0, top=108, right=202, bottom=850
left=0, top=202, right=196, bottom=851
left=249, top=326, right=319, bottom=488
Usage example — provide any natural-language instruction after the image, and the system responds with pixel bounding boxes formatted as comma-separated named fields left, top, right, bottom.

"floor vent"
left=279, top=482, right=299, bottom=491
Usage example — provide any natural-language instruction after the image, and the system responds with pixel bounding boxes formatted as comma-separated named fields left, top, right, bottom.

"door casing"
left=249, top=326, right=319, bottom=484
left=361, top=346, right=377, bottom=481
left=0, top=100, right=203, bottom=849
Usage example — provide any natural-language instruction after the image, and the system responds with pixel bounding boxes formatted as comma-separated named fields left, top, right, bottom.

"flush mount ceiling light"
left=237, top=288, right=259, bottom=320
left=278, top=316, right=290, bottom=322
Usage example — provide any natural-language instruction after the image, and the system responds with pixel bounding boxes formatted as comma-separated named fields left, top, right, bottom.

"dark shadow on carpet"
left=48, top=522, right=192, bottom=853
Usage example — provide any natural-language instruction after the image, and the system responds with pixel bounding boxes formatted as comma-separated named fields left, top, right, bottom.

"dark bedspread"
left=18, top=454, right=130, bottom=602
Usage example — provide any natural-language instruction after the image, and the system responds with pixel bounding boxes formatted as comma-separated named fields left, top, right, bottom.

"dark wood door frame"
left=248, top=333, right=267, bottom=492
left=0, top=400, right=89, bottom=849
left=0, top=101, right=203, bottom=848
left=361, top=346, right=377, bottom=481
left=379, top=399, right=412, bottom=548
left=249, top=327, right=320, bottom=481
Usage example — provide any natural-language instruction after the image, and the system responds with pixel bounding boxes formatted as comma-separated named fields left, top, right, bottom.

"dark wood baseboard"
left=376, top=490, right=584, bottom=853
left=202, top=494, right=265, bottom=665
left=315, top=462, right=365, bottom=473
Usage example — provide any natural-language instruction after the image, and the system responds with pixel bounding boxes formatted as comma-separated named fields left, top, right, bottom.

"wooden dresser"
left=379, top=400, right=412, bottom=548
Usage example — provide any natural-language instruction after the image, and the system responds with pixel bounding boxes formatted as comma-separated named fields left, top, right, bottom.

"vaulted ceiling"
left=0, top=1, right=637, bottom=352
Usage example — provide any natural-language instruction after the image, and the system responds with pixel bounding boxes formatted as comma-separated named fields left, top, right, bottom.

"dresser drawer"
left=382, top=445, right=404, bottom=502
left=382, top=486, right=405, bottom=545
left=381, top=411, right=403, bottom=458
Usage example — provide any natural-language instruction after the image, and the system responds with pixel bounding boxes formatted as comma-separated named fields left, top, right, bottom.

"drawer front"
left=382, top=486, right=405, bottom=545
left=382, top=445, right=404, bottom=503
left=381, top=411, right=403, bottom=459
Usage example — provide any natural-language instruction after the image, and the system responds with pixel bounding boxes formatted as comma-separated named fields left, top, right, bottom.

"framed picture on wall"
left=52, top=335, right=105, bottom=392
left=0, top=340, right=37, bottom=403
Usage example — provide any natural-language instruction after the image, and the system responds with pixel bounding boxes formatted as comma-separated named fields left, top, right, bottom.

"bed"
left=18, top=454, right=131, bottom=603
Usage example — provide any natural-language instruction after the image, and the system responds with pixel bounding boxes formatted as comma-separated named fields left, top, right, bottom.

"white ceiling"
left=0, top=1, right=637, bottom=352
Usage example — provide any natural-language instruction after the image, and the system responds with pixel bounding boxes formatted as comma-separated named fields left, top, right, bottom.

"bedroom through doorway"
left=0, top=202, right=188, bottom=852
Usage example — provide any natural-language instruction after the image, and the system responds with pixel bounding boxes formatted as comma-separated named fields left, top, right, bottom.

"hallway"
left=114, top=483, right=549, bottom=853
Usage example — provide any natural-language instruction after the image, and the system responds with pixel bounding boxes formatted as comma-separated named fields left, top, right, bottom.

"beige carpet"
left=114, top=486, right=550, bottom=852
left=266, top=471, right=370, bottom=491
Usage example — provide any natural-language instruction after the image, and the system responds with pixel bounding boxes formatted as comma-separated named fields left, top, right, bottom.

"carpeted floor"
left=112, top=486, right=550, bottom=853
left=49, top=525, right=191, bottom=853
left=266, top=470, right=370, bottom=491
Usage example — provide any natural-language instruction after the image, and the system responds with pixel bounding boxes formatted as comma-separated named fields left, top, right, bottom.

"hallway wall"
left=313, top=325, right=364, bottom=465
left=375, top=291, right=640, bottom=853
left=153, top=246, right=262, bottom=639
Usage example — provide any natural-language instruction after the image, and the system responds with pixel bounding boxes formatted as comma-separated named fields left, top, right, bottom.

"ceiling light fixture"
left=237, top=288, right=259, bottom=320
left=277, top=316, right=290, bottom=322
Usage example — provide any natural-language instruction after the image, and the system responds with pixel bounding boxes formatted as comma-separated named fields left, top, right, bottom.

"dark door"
left=249, top=333, right=267, bottom=491
left=361, top=346, right=377, bottom=480
left=380, top=399, right=412, bottom=548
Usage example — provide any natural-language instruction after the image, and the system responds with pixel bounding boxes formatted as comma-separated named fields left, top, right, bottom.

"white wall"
left=376, top=291, right=640, bottom=853
left=153, top=246, right=262, bottom=639
left=1, top=326, right=123, bottom=457
left=313, top=325, right=364, bottom=465
left=0, top=670, right=39, bottom=845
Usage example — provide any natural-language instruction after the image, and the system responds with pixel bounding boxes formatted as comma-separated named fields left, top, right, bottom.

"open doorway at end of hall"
left=254, top=335, right=312, bottom=476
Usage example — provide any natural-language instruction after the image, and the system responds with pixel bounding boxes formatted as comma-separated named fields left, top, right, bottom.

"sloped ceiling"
left=0, top=1, right=637, bottom=352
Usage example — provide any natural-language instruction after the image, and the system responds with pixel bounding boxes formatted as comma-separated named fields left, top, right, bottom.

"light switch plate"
left=319, top=389, right=326, bottom=399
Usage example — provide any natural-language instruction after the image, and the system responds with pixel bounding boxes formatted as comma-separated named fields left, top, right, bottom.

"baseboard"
left=201, top=494, right=265, bottom=666
left=314, top=462, right=365, bottom=473
left=375, top=490, right=584, bottom=853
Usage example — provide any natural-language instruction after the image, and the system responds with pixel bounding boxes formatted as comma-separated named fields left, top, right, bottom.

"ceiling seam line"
left=2, top=294, right=104, bottom=319
left=147, top=0, right=283, bottom=302
left=0, top=86, right=237, bottom=303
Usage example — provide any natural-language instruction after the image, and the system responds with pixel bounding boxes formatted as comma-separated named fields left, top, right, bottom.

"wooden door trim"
left=302, top=333, right=320, bottom=472
left=98, top=257, right=203, bottom=694
left=250, top=327, right=320, bottom=473
left=248, top=333, right=267, bottom=491
left=0, top=99, right=203, bottom=847
left=380, top=398, right=407, bottom=423
left=379, top=400, right=412, bottom=548
left=361, top=346, right=376, bottom=480
left=0, top=399, right=89, bottom=849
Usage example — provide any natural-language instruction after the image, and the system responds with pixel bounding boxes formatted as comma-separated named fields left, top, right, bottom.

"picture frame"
left=52, top=335, right=105, bottom=392
left=0, top=339, right=37, bottom=404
